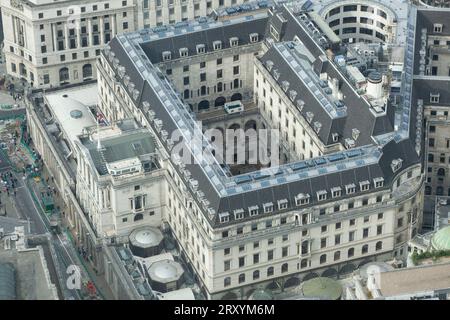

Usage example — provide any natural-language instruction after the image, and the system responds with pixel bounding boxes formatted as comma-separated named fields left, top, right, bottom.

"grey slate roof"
left=414, top=9, right=450, bottom=75
left=140, top=14, right=269, bottom=64
left=104, top=3, right=425, bottom=228
left=259, top=42, right=394, bottom=147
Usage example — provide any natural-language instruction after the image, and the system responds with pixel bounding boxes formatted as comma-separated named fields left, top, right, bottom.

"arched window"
left=334, top=251, right=341, bottom=261
left=134, top=213, right=143, bottom=221
left=198, top=100, right=210, bottom=110
left=376, top=241, right=383, bottom=251
left=238, top=273, right=245, bottom=284
left=320, top=254, right=327, bottom=264
left=281, top=263, right=288, bottom=273
left=438, top=168, right=446, bottom=177
left=59, top=67, right=69, bottom=83
left=348, top=248, right=354, bottom=258
left=224, top=277, right=231, bottom=287
left=82, top=64, right=93, bottom=79
left=362, top=244, right=369, bottom=254
left=253, top=270, right=260, bottom=280
left=267, top=266, right=274, bottom=276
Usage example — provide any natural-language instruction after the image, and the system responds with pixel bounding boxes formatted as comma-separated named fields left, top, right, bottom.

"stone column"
left=88, top=18, right=93, bottom=46
left=111, top=14, right=116, bottom=37
left=76, top=24, right=81, bottom=48
left=52, top=23, right=58, bottom=51
left=64, top=23, right=70, bottom=50
left=99, top=16, right=105, bottom=44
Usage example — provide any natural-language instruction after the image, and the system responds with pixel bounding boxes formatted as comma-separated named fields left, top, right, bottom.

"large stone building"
left=0, top=0, right=251, bottom=89
left=24, top=0, right=440, bottom=300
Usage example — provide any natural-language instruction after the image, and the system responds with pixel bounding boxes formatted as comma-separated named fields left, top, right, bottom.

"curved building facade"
left=319, top=0, right=404, bottom=44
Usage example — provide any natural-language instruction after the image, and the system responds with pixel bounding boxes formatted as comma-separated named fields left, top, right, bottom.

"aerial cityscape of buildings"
left=1, top=0, right=450, bottom=301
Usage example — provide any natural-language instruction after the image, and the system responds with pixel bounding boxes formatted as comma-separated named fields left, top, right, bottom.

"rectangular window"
left=349, top=231, right=355, bottom=242
left=363, top=228, right=369, bottom=238
left=321, top=238, right=327, bottom=248
left=335, top=234, right=341, bottom=245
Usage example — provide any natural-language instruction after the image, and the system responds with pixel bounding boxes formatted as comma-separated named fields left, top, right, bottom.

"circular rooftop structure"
left=431, top=226, right=450, bottom=251
left=368, top=71, right=382, bottom=83
left=301, top=277, right=343, bottom=300
left=320, top=0, right=400, bottom=44
left=359, top=261, right=394, bottom=280
left=129, top=226, right=164, bottom=258
left=148, top=259, right=184, bottom=292
left=69, top=109, right=83, bottom=119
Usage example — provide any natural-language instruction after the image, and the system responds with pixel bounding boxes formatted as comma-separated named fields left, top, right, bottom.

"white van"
left=224, top=101, right=244, bottom=114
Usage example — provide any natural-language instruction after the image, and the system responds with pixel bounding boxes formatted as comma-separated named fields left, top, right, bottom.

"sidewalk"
left=37, top=166, right=115, bottom=300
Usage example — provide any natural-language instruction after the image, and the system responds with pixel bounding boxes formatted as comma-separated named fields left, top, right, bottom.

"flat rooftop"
left=379, top=262, right=450, bottom=297
left=0, top=246, right=58, bottom=300
left=44, top=85, right=97, bottom=144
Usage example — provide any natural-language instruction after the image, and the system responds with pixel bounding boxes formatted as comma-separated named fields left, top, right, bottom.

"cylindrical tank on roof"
left=129, top=226, right=164, bottom=258
left=366, top=71, right=383, bottom=99
left=148, top=259, right=185, bottom=293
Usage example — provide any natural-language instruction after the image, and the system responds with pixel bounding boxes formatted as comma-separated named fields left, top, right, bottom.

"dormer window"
left=196, top=44, right=206, bottom=54
left=179, top=47, right=188, bottom=57
left=352, top=128, right=360, bottom=141
left=289, top=90, right=297, bottom=101
left=278, top=199, right=288, bottom=210
left=345, top=138, right=356, bottom=149
left=360, top=180, right=370, bottom=191
left=297, top=99, right=305, bottom=111
left=391, top=158, right=403, bottom=173
left=331, top=187, right=342, bottom=198
left=250, top=33, right=259, bottom=43
left=295, top=193, right=310, bottom=206
left=230, top=37, right=239, bottom=47
left=213, top=40, right=222, bottom=50
left=219, top=212, right=230, bottom=223
left=273, top=69, right=280, bottom=80
left=332, top=133, right=339, bottom=142
left=233, top=209, right=244, bottom=220
left=249, top=205, right=259, bottom=217
left=281, top=80, right=290, bottom=92
left=314, top=121, right=322, bottom=133
left=306, top=112, right=314, bottom=123
left=266, top=60, right=274, bottom=71
left=263, top=202, right=274, bottom=213
left=317, top=190, right=327, bottom=201
left=162, top=51, right=172, bottom=61
left=433, top=23, right=443, bottom=33
left=374, top=177, right=384, bottom=188
left=430, top=93, right=440, bottom=104
left=346, top=183, right=356, bottom=194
